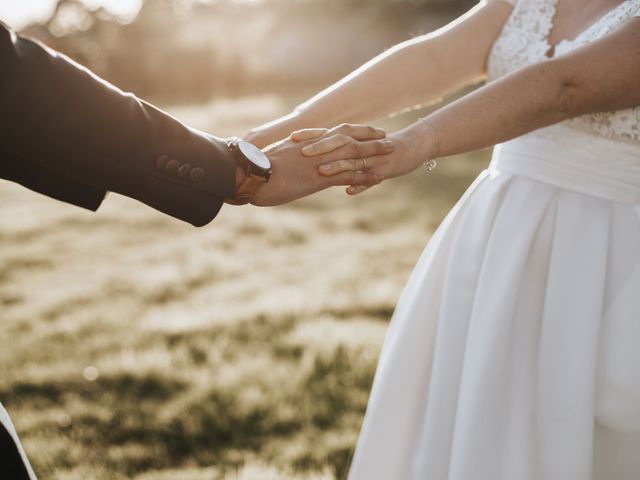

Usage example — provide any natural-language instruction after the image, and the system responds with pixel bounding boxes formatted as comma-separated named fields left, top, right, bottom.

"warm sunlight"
left=0, top=0, right=142, bottom=28
left=2, top=0, right=639, bottom=478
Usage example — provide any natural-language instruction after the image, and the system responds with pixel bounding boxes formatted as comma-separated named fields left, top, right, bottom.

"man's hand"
left=251, top=125, right=394, bottom=207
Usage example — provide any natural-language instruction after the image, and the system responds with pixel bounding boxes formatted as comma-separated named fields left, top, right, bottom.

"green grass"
left=0, top=93, right=490, bottom=479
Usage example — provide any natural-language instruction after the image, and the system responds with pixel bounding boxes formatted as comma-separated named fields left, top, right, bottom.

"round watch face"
left=238, top=141, right=271, bottom=170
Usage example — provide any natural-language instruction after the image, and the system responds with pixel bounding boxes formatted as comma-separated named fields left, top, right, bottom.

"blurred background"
left=3, top=0, right=476, bottom=101
left=0, top=1, right=489, bottom=478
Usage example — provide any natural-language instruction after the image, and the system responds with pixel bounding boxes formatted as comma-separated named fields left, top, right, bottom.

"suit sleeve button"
left=156, top=155, right=168, bottom=169
left=178, top=163, right=192, bottom=178
left=190, top=167, right=205, bottom=182
left=165, top=159, right=180, bottom=175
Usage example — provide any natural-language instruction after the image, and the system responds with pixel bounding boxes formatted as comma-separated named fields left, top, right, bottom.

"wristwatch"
left=226, top=139, right=272, bottom=205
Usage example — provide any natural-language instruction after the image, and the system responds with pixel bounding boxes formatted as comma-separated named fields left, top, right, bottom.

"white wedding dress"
left=348, top=1, right=640, bottom=479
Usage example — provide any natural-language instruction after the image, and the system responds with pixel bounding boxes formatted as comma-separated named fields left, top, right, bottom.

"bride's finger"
left=290, top=128, right=328, bottom=142
left=326, top=123, right=386, bottom=141
left=317, top=145, right=391, bottom=176
left=346, top=185, right=371, bottom=195
left=319, top=158, right=368, bottom=175
left=325, top=170, right=384, bottom=187
left=302, top=134, right=354, bottom=156
left=293, top=124, right=386, bottom=146
left=306, top=138, right=394, bottom=162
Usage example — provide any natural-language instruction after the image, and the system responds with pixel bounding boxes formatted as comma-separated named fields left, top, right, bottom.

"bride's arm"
left=311, top=16, right=640, bottom=193
left=246, top=0, right=514, bottom=147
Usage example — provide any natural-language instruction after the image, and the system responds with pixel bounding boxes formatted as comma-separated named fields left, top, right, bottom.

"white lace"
left=487, top=0, right=640, bottom=144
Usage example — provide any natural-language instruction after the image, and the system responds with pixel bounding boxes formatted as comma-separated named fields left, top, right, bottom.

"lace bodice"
left=487, top=0, right=640, bottom=144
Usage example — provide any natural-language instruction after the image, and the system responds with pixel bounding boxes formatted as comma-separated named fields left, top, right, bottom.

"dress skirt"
left=347, top=125, right=640, bottom=480
left=0, top=402, right=38, bottom=479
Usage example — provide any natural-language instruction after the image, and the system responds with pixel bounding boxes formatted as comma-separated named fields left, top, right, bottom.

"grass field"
left=0, top=94, right=490, bottom=479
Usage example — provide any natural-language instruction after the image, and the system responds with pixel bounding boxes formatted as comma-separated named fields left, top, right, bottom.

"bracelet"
left=424, top=159, right=437, bottom=173
left=418, top=117, right=440, bottom=174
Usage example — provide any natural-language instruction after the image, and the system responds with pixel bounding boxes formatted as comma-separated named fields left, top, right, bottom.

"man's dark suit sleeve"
left=0, top=23, right=237, bottom=227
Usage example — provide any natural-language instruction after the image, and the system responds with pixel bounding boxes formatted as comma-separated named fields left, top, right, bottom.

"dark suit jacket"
left=0, top=23, right=236, bottom=227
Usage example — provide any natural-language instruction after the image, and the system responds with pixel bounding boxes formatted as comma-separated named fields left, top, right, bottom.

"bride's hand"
left=246, top=121, right=388, bottom=151
left=303, top=124, right=437, bottom=195
left=250, top=126, right=395, bottom=207
left=291, top=124, right=399, bottom=192
left=291, top=123, right=387, bottom=144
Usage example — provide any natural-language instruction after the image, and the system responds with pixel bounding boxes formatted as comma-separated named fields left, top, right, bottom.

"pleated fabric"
left=348, top=127, right=640, bottom=480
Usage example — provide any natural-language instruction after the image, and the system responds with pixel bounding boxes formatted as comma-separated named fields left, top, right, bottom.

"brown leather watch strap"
left=226, top=174, right=265, bottom=205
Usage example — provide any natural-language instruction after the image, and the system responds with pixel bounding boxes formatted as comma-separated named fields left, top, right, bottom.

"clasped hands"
left=239, top=122, right=433, bottom=207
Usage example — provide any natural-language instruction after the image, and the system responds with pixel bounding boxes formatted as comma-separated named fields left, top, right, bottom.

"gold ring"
left=362, top=158, right=368, bottom=170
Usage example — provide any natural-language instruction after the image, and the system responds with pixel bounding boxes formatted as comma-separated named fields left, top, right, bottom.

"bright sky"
left=0, top=0, right=143, bottom=29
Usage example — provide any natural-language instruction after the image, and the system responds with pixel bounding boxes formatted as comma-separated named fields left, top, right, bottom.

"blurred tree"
left=21, top=0, right=475, bottom=103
